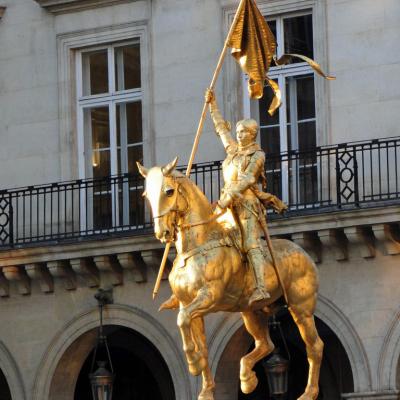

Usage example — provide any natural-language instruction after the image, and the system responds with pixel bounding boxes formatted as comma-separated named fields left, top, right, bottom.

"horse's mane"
left=172, top=170, right=213, bottom=213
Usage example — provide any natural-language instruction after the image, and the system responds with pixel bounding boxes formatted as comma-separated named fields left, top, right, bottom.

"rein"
left=153, top=175, right=225, bottom=232
left=179, top=208, right=227, bottom=230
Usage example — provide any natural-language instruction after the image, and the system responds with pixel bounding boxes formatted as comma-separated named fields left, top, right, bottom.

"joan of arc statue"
left=205, top=88, right=286, bottom=307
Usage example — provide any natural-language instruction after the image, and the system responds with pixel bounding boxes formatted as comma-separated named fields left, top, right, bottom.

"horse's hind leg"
left=240, top=311, right=275, bottom=394
left=191, top=317, right=215, bottom=400
left=290, top=308, right=323, bottom=400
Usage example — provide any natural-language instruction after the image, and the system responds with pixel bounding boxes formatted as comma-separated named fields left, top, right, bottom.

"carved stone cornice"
left=0, top=205, right=398, bottom=297
left=34, top=0, right=136, bottom=15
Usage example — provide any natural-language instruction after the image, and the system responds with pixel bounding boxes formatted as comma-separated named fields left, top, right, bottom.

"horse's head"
left=137, top=157, right=183, bottom=243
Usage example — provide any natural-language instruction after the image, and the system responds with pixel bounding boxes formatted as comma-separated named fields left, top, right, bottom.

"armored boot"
left=247, top=248, right=270, bottom=308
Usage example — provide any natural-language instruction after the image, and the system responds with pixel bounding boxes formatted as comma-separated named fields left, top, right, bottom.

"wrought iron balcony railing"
left=0, top=136, right=399, bottom=249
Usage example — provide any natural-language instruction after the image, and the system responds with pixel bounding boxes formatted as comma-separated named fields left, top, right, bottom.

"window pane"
left=93, top=192, right=112, bottom=229
left=287, top=124, right=291, bottom=151
left=115, top=44, right=141, bottom=91
left=90, top=107, right=110, bottom=149
left=127, top=102, right=143, bottom=144
left=266, top=19, right=278, bottom=66
left=85, top=107, right=111, bottom=178
left=93, top=150, right=111, bottom=178
left=261, top=126, right=281, bottom=174
left=129, top=189, right=145, bottom=225
left=259, top=84, right=279, bottom=127
left=116, top=102, right=143, bottom=147
left=298, top=121, right=316, bottom=152
left=284, top=14, right=313, bottom=62
left=266, top=169, right=282, bottom=199
left=128, top=146, right=143, bottom=174
left=82, top=50, right=108, bottom=95
left=297, top=75, right=315, bottom=120
left=299, top=166, right=318, bottom=204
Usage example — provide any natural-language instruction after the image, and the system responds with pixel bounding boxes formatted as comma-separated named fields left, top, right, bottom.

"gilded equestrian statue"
left=137, top=154, right=323, bottom=400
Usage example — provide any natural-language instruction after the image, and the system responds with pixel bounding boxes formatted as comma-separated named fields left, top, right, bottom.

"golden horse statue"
left=137, top=158, right=323, bottom=400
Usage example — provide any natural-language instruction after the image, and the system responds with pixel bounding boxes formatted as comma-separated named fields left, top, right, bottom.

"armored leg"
left=247, top=247, right=270, bottom=307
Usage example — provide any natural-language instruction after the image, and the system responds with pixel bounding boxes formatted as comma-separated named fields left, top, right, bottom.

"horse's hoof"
left=188, top=355, right=207, bottom=376
left=198, top=387, right=215, bottom=400
left=240, top=371, right=258, bottom=394
left=298, top=390, right=318, bottom=400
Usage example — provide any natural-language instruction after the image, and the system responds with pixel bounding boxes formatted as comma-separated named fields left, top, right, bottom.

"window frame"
left=76, top=40, right=144, bottom=180
left=75, top=41, right=145, bottom=229
left=248, top=11, right=317, bottom=204
left=57, top=22, right=150, bottom=231
left=224, top=1, right=329, bottom=207
left=56, top=22, right=151, bottom=182
left=223, top=0, right=329, bottom=149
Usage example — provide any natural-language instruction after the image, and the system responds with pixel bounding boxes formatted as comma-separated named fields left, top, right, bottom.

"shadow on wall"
left=215, top=312, right=354, bottom=400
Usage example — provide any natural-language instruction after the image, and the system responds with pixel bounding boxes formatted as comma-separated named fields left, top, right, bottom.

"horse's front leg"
left=177, top=283, right=223, bottom=377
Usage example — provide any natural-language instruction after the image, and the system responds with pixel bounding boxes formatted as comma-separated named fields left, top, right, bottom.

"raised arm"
left=205, top=89, right=237, bottom=153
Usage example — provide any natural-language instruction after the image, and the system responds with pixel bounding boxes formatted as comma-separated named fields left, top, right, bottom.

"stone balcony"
left=0, top=136, right=399, bottom=297
left=0, top=204, right=398, bottom=297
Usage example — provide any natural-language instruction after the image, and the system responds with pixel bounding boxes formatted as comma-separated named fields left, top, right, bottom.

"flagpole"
left=152, top=0, right=247, bottom=300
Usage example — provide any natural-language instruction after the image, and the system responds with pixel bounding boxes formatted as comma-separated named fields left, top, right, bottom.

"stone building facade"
left=0, top=0, right=399, bottom=399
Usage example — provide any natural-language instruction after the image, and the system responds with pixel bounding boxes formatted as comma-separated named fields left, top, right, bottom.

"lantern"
left=263, top=349, right=289, bottom=398
left=89, top=288, right=115, bottom=400
left=90, top=361, right=114, bottom=400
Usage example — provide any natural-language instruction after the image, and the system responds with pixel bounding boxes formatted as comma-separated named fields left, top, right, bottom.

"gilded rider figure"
left=205, top=89, right=286, bottom=307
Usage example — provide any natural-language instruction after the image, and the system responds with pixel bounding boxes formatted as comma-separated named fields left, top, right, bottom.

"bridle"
left=152, top=177, right=189, bottom=223
left=151, top=175, right=227, bottom=234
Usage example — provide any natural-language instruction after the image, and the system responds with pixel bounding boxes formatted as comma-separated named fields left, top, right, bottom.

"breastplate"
left=223, top=156, right=240, bottom=183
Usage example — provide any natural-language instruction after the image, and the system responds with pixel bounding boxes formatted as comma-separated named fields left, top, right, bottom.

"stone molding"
left=377, top=308, right=400, bottom=391
left=315, top=296, right=372, bottom=393
left=34, top=0, right=137, bottom=15
left=32, top=304, right=191, bottom=400
left=342, top=391, right=400, bottom=400
left=0, top=341, right=26, bottom=400
left=0, top=207, right=398, bottom=297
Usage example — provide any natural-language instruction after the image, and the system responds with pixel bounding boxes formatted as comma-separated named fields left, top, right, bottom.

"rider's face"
left=236, top=124, right=255, bottom=147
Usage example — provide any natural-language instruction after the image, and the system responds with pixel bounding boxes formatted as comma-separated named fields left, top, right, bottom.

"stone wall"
left=0, top=0, right=399, bottom=187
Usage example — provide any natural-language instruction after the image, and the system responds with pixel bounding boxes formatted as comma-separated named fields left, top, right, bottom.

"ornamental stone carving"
left=34, top=0, right=136, bottom=14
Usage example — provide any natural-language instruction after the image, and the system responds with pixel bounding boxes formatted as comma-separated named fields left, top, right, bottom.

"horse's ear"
left=162, top=156, right=178, bottom=176
left=136, top=161, right=148, bottom=178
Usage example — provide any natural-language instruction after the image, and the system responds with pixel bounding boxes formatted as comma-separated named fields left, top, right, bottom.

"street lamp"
left=263, top=316, right=290, bottom=398
left=89, top=288, right=115, bottom=400
left=263, top=349, right=289, bottom=398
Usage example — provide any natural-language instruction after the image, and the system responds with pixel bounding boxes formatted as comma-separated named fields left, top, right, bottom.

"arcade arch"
left=74, top=326, right=175, bottom=399
left=208, top=295, right=372, bottom=399
left=32, top=304, right=191, bottom=400
left=377, top=308, right=400, bottom=391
